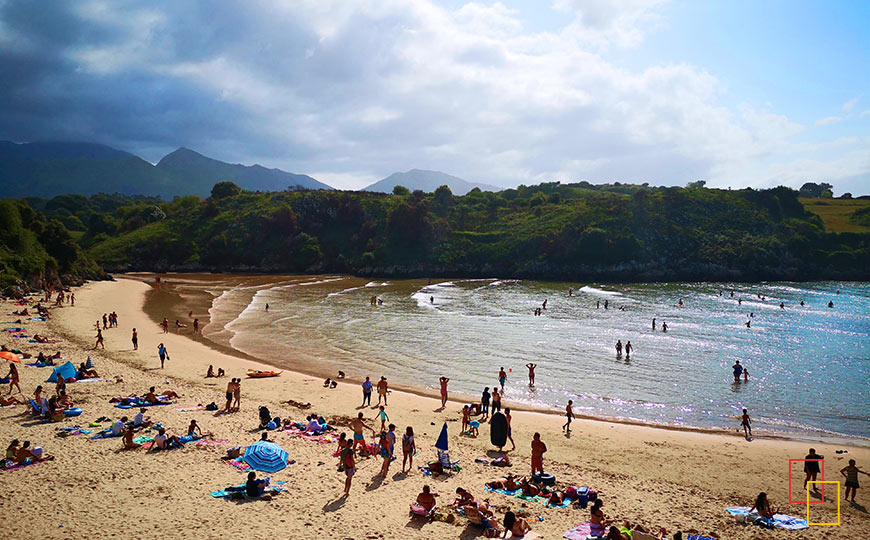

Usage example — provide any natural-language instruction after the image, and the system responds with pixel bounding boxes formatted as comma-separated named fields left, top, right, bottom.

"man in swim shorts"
left=732, top=361, right=743, bottom=383
left=350, top=412, right=374, bottom=456
left=498, top=367, right=507, bottom=391
left=377, top=376, right=389, bottom=406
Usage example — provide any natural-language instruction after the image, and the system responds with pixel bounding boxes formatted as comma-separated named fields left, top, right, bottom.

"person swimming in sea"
left=828, top=300, right=834, bottom=308
left=745, top=320, right=751, bottom=328
left=430, top=295, right=434, bottom=304
left=651, top=318, right=656, bottom=330
left=265, top=303, right=269, bottom=311
left=661, top=321, right=667, bottom=332
left=604, top=299, right=608, bottom=309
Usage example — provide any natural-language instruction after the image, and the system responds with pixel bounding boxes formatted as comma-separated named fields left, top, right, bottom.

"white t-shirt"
left=154, top=434, right=168, bottom=448
left=134, top=412, right=145, bottom=426
left=111, top=420, right=125, bottom=436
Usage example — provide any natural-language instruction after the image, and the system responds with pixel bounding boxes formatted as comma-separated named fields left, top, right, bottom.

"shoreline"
left=120, top=274, right=869, bottom=448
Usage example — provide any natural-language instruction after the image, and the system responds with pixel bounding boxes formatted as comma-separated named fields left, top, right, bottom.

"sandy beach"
left=1, top=277, right=867, bottom=539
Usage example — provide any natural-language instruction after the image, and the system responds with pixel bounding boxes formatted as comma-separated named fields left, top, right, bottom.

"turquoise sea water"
left=198, top=277, right=870, bottom=441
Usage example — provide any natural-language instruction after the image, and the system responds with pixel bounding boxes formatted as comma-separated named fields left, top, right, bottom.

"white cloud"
left=861, top=110, right=870, bottom=118
left=0, top=0, right=864, bottom=193
left=842, top=97, right=858, bottom=114
left=815, top=116, right=842, bottom=126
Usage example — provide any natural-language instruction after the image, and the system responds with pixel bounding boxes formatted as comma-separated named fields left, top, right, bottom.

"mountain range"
left=0, top=140, right=500, bottom=198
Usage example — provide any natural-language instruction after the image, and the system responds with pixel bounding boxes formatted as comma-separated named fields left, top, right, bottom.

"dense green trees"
left=13, top=181, right=870, bottom=282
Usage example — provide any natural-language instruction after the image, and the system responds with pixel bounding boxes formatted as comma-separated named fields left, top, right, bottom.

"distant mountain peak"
left=362, top=169, right=500, bottom=195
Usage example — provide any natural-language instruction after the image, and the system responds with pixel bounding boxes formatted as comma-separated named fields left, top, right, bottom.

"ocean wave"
left=579, top=285, right=622, bottom=296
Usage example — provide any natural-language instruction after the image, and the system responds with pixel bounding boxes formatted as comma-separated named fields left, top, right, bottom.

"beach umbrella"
left=0, top=351, right=21, bottom=363
left=435, top=423, right=449, bottom=451
left=243, top=441, right=290, bottom=473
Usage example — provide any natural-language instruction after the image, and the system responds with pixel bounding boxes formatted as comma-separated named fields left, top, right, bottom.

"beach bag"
left=227, top=446, right=242, bottom=459
left=427, top=460, right=443, bottom=474
left=576, top=486, right=589, bottom=508
left=205, top=402, right=218, bottom=411
left=267, top=421, right=277, bottom=430
left=85, top=357, right=94, bottom=369
left=587, top=489, right=598, bottom=502
left=565, top=486, right=577, bottom=500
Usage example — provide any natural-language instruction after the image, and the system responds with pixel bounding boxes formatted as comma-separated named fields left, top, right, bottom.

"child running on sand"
left=375, top=406, right=389, bottom=431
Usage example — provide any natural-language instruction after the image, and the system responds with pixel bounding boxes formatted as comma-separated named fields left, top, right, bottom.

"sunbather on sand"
left=0, top=395, right=22, bottom=406
left=244, top=471, right=272, bottom=500
left=590, top=499, right=612, bottom=527
left=161, top=390, right=180, bottom=399
left=148, top=428, right=184, bottom=451
left=144, top=387, right=160, bottom=404
left=77, top=363, right=98, bottom=379
left=486, top=474, right=519, bottom=491
left=503, top=511, right=532, bottom=538
left=187, top=420, right=212, bottom=439
left=520, top=477, right=539, bottom=497
left=453, top=487, right=475, bottom=506
left=206, top=365, right=216, bottom=378
left=122, top=426, right=141, bottom=450
left=14, top=441, right=53, bottom=464
left=415, top=485, right=439, bottom=515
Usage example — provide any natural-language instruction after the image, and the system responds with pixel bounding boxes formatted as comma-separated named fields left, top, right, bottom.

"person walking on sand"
left=531, top=432, right=547, bottom=476
left=481, top=387, right=491, bottom=420
left=740, top=408, right=752, bottom=439
left=361, top=376, right=373, bottom=407
left=157, top=343, right=168, bottom=369
left=4, top=364, right=20, bottom=395
left=161, top=318, right=169, bottom=333
left=351, top=412, right=374, bottom=456
left=526, top=363, right=537, bottom=386
left=498, top=367, right=507, bottom=391
left=70, top=292, right=75, bottom=306
left=804, top=448, right=824, bottom=491
left=377, top=376, right=389, bottom=406
left=439, top=376, right=449, bottom=408
left=223, top=379, right=234, bottom=413
left=131, top=328, right=138, bottom=351
left=841, top=459, right=869, bottom=502
left=94, top=328, right=104, bottom=350
left=505, top=408, right=516, bottom=451
left=402, top=426, right=416, bottom=473
left=232, top=378, right=241, bottom=412
left=340, top=438, right=355, bottom=498
left=563, top=400, right=574, bottom=433
left=193, top=318, right=199, bottom=334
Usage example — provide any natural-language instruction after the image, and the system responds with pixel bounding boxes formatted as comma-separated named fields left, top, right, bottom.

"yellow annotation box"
left=806, top=481, right=840, bottom=526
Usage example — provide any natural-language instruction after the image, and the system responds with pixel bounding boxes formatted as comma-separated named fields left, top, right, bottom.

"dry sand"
left=0, top=277, right=867, bottom=539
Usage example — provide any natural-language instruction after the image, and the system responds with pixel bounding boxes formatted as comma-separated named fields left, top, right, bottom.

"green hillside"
left=799, top=197, right=870, bottom=234
left=39, top=182, right=867, bottom=281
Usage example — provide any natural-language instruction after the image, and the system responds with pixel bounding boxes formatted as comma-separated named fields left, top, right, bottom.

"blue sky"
left=0, top=0, right=867, bottom=193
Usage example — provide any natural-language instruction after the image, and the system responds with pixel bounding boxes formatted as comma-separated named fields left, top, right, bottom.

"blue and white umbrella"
left=243, top=441, right=290, bottom=473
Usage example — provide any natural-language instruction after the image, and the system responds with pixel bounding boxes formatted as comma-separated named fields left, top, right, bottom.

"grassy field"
left=799, top=197, right=870, bottom=233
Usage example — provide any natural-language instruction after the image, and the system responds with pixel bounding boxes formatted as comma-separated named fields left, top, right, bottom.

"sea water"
left=195, top=276, right=869, bottom=440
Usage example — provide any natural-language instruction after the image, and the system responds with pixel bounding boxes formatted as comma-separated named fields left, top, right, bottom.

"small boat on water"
left=246, top=369, right=282, bottom=378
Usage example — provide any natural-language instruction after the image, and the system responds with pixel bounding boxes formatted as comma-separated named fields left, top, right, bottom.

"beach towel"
left=725, top=507, right=809, bottom=530
left=226, top=459, right=252, bottom=472
left=280, top=427, right=336, bottom=444
left=89, top=430, right=121, bottom=440
left=507, top=533, right=541, bottom=540
left=564, top=522, right=605, bottom=540
left=28, top=339, right=58, bottom=343
left=485, top=486, right=522, bottom=497
left=74, top=378, right=102, bottom=383
left=114, top=400, right=174, bottom=409
left=133, top=435, right=155, bottom=444
left=1, top=459, right=49, bottom=472
left=174, top=405, right=204, bottom=412
left=25, top=362, right=50, bottom=368
left=210, top=480, right=286, bottom=498
left=544, top=497, right=572, bottom=508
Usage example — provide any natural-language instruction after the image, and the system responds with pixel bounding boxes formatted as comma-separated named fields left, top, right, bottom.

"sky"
left=0, top=0, right=867, bottom=193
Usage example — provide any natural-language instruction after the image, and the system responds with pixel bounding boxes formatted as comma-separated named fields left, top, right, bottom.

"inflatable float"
left=246, top=369, right=282, bottom=378
left=63, top=407, right=83, bottom=417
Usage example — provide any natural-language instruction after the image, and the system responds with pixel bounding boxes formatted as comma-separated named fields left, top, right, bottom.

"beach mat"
left=1, top=459, right=50, bottom=472
left=210, top=480, right=286, bottom=499
left=89, top=431, right=121, bottom=440
left=485, top=486, right=522, bottom=497
left=564, top=522, right=605, bottom=540
left=725, top=507, right=808, bottom=530
left=133, top=435, right=155, bottom=444
left=114, top=400, right=174, bottom=409
left=195, top=439, right=230, bottom=446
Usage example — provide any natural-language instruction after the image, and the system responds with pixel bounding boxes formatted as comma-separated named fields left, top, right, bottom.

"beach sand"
left=0, top=277, right=867, bottom=539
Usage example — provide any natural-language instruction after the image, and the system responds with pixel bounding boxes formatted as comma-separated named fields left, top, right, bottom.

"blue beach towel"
left=484, top=486, right=522, bottom=497
left=210, top=480, right=286, bottom=498
left=89, top=430, right=121, bottom=440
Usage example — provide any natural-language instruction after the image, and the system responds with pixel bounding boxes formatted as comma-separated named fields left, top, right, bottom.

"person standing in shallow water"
left=625, top=341, right=632, bottom=358
left=652, top=318, right=656, bottom=330
left=615, top=340, right=622, bottom=357
left=526, top=363, right=536, bottom=386
left=439, top=376, right=449, bottom=408
left=740, top=408, right=752, bottom=438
